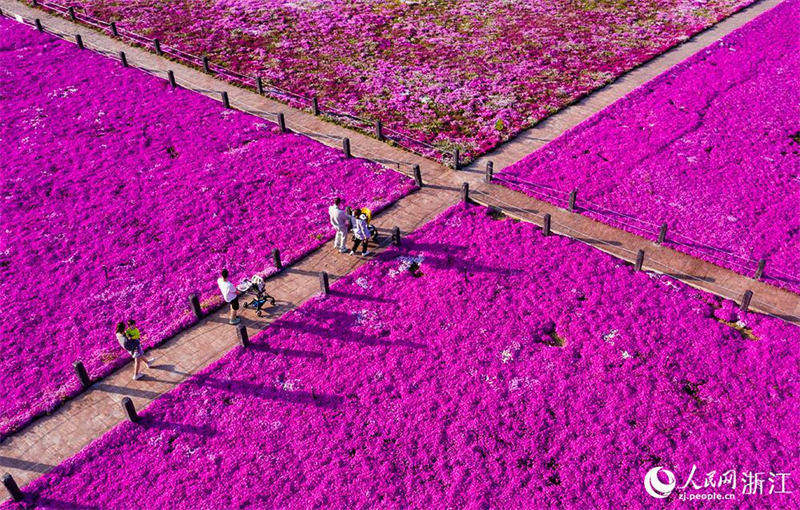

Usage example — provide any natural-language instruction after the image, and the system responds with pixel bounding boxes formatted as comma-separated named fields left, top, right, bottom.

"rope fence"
left=0, top=7, right=430, bottom=459
left=492, top=172, right=800, bottom=289
left=11, top=0, right=794, bottom=275
left=467, top=186, right=799, bottom=327
left=4, top=5, right=798, bottom=292
left=0, top=6, right=798, bottom=492
left=20, top=0, right=460, bottom=167
left=0, top=6, right=434, bottom=184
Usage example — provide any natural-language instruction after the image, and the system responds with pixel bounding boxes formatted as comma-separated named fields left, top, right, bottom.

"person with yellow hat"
left=350, top=208, right=373, bottom=257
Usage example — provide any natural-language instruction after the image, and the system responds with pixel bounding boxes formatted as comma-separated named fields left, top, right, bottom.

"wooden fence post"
left=237, top=324, right=249, bottom=347
left=121, top=397, right=138, bottom=422
left=543, top=214, right=551, bottom=236
left=740, top=290, right=753, bottom=312
left=568, top=190, right=577, bottom=212
left=320, top=272, right=330, bottom=295
left=188, top=294, right=202, bottom=319
left=2, top=473, right=23, bottom=502
left=73, top=360, right=91, bottom=389
left=413, top=165, right=423, bottom=187
left=342, top=137, right=351, bottom=158
left=634, top=249, right=645, bottom=272
left=485, top=161, right=494, bottom=182
left=657, top=223, right=668, bottom=245
left=272, top=248, right=282, bottom=271
left=754, top=259, right=766, bottom=280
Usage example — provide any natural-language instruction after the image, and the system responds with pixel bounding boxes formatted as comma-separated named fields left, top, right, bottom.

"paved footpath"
left=463, top=0, right=785, bottom=174
left=469, top=183, right=800, bottom=325
left=0, top=0, right=796, bottom=501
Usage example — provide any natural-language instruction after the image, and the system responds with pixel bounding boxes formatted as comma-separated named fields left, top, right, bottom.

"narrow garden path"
left=0, top=179, right=458, bottom=495
left=463, top=0, right=784, bottom=174
left=469, top=183, right=800, bottom=325
left=0, top=0, right=796, bottom=501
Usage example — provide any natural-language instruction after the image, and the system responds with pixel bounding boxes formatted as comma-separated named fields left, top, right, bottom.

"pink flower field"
left=497, top=0, right=800, bottom=292
left=6, top=204, right=797, bottom=508
left=0, top=18, right=413, bottom=439
left=50, top=0, right=759, bottom=159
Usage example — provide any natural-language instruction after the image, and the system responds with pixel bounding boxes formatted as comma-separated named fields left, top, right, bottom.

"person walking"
left=329, top=197, right=350, bottom=253
left=115, top=321, right=151, bottom=380
left=126, top=319, right=154, bottom=366
left=217, top=268, right=241, bottom=325
left=351, top=211, right=373, bottom=257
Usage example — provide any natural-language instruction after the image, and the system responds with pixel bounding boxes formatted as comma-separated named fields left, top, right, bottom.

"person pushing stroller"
left=217, top=268, right=241, bottom=325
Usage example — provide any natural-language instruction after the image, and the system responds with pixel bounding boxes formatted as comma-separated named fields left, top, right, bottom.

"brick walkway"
left=0, top=0, right=796, bottom=502
left=0, top=179, right=458, bottom=496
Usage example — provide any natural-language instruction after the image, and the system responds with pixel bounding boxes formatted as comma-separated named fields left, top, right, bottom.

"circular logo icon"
left=644, top=467, right=676, bottom=499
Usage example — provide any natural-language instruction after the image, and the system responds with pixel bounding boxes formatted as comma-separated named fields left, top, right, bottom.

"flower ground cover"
left=53, top=0, right=758, bottom=160
left=0, top=18, right=413, bottom=439
left=6, top=204, right=798, bottom=508
left=497, top=0, right=800, bottom=293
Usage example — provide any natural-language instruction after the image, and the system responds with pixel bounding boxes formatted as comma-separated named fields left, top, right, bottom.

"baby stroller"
left=237, top=275, right=275, bottom=317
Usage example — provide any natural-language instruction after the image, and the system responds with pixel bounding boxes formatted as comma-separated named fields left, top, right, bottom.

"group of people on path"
left=118, top=201, right=376, bottom=381
left=114, top=319, right=154, bottom=380
left=329, top=197, right=375, bottom=257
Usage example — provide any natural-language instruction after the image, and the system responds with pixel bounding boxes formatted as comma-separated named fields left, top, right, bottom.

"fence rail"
left=1, top=6, right=435, bottom=183
left=493, top=174, right=800, bottom=291
left=4, top=3, right=798, bottom=298
left=22, top=0, right=458, bottom=167
left=468, top=187, right=799, bottom=327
